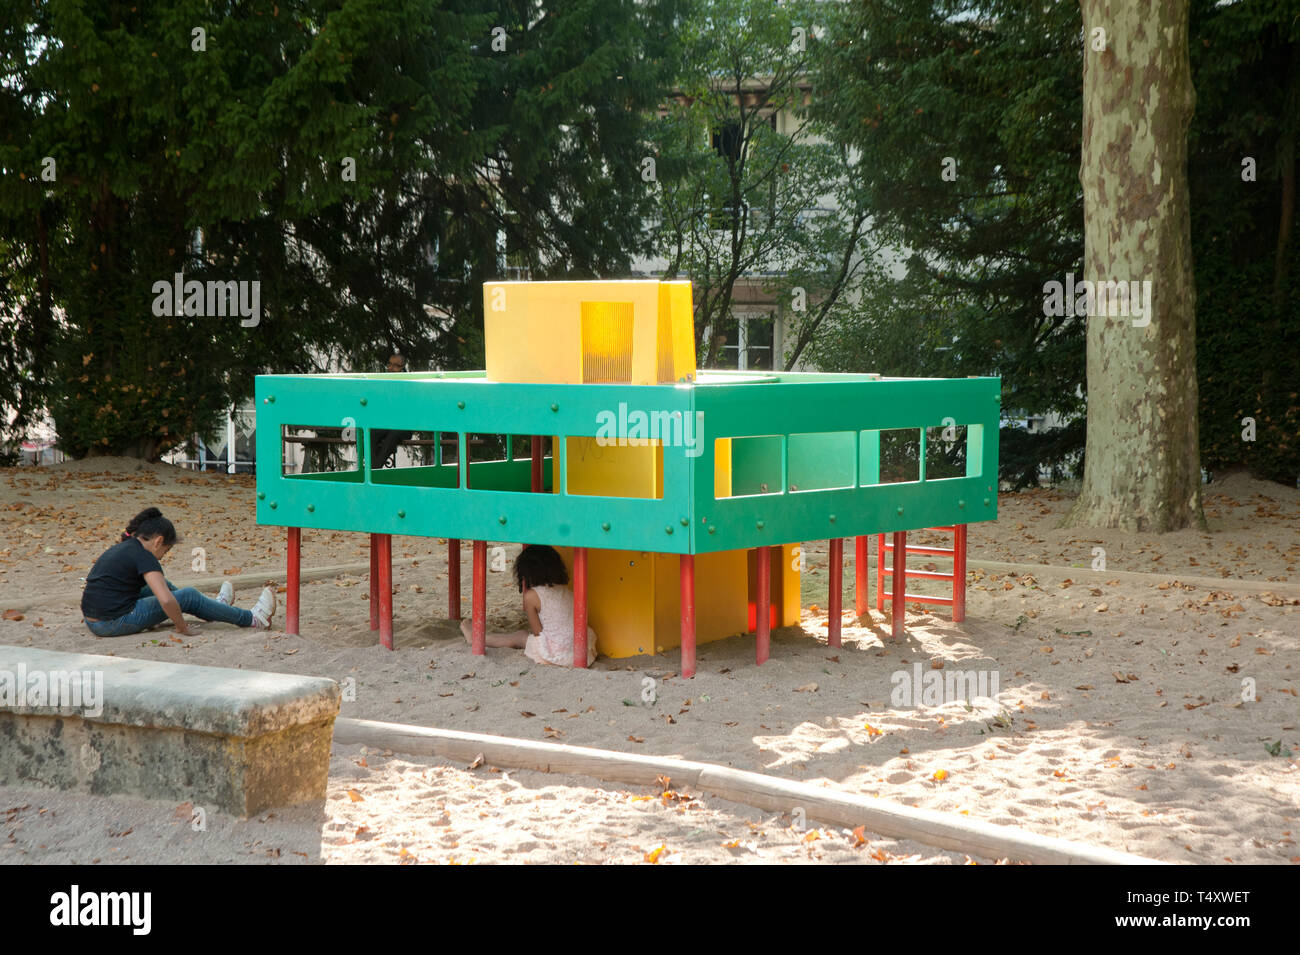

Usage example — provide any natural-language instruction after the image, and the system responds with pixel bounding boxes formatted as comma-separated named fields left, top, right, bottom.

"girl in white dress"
left=460, top=545, right=598, bottom=667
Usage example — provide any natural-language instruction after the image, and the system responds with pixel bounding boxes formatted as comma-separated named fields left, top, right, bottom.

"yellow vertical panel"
left=485, top=280, right=696, bottom=385
left=580, top=301, right=634, bottom=383
left=776, top=543, right=802, bottom=626
left=651, top=549, right=749, bottom=653
left=714, top=438, right=732, bottom=499
left=666, top=280, right=697, bottom=379
left=627, top=284, right=662, bottom=385
left=656, top=286, right=674, bottom=383
left=564, top=437, right=660, bottom=498
left=484, top=282, right=583, bottom=383
left=557, top=547, right=657, bottom=658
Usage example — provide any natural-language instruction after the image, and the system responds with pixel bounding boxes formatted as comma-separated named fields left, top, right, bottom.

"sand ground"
left=1, top=458, right=1297, bottom=864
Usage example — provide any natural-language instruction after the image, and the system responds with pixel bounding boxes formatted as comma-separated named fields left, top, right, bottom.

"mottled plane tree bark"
left=1065, top=0, right=1207, bottom=531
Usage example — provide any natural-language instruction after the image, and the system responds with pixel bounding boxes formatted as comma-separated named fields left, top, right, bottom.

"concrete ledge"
left=0, top=646, right=340, bottom=816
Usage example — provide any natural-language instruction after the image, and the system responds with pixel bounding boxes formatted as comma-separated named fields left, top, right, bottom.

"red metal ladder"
left=875, top=525, right=967, bottom=638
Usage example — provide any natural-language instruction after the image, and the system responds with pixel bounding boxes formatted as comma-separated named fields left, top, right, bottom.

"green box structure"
left=255, top=369, right=1000, bottom=675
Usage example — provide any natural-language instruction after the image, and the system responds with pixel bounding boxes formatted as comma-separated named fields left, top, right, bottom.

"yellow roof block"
left=483, top=279, right=696, bottom=384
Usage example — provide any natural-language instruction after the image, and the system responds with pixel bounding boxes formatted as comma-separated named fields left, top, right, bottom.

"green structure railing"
left=254, top=370, right=1000, bottom=552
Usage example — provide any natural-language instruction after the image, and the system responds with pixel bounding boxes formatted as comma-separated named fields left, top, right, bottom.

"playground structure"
left=254, top=280, right=999, bottom=677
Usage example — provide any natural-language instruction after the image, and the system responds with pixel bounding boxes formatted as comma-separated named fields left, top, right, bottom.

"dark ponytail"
left=132, top=515, right=178, bottom=547
left=122, top=507, right=164, bottom=542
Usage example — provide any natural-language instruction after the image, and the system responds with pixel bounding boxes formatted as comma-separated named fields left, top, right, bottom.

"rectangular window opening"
left=924, top=424, right=969, bottom=480
left=465, top=433, right=551, bottom=494
left=860, top=428, right=921, bottom=485
left=369, top=431, right=463, bottom=488
left=717, top=435, right=784, bottom=498
left=282, top=424, right=361, bottom=480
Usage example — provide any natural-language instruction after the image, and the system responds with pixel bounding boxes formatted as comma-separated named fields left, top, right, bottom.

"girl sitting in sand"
left=81, top=510, right=276, bottom=637
left=460, top=544, right=598, bottom=667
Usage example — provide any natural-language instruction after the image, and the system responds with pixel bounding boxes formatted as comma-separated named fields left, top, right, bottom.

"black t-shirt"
left=81, top=538, right=164, bottom=619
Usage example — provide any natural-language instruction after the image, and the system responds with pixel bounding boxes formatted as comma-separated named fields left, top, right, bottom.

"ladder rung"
left=887, top=569, right=953, bottom=581
left=882, top=544, right=953, bottom=556
left=882, top=591, right=955, bottom=606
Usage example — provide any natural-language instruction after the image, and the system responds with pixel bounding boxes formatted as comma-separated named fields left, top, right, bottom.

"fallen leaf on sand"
left=932, top=769, right=948, bottom=781
left=346, top=789, right=364, bottom=802
left=795, top=682, right=819, bottom=693
left=851, top=826, right=868, bottom=847
left=628, top=735, right=645, bottom=743
left=467, top=753, right=485, bottom=770
left=645, top=844, right=667, bottom=864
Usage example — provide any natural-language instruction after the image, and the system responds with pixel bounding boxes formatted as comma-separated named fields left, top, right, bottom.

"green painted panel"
left=255, top=372, right=1000, bottom=554
left=789, top=432, right=855, bottom=491
left=730, top=435, right=783, bottom=496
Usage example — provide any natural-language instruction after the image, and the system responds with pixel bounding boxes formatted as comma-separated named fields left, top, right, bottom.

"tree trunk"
left=1064, top=0, right=1205, bottom=532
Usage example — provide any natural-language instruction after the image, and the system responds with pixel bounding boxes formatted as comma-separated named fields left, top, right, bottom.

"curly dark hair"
left=513, top=545, right=568, bottom=593
left=122, top=507, right=163, bottom=541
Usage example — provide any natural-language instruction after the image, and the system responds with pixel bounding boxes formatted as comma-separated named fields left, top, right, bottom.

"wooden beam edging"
left=4, top=557, right=425, bottom=612
left=968, top=559, right=1300, bottom=599
left=333, top=717, right=1165, bottom=866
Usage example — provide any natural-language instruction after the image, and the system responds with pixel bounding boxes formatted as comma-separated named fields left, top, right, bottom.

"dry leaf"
left=468, top=753, right=485, bottom=770
left=346, top=789, right=364, bottom=802
left=794, top=682, right=819, bottom=693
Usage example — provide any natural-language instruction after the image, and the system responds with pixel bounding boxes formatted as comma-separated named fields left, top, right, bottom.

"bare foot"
left=460, top=618, right=471, bottom=643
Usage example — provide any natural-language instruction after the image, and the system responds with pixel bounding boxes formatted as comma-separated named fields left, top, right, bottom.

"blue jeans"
left=85, top=586, right=253, bottom=637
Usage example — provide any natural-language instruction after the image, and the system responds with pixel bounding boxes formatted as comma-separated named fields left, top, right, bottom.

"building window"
left=707, top=313, right=774, bottom=371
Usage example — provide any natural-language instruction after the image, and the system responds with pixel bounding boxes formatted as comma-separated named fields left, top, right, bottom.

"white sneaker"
left=217, top=581, right=234, bottom=606
left=251, top=587, right=277, bottom=629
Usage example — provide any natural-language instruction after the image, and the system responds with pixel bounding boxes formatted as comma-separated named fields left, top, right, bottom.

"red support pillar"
left=447, top=539, right=461, bottom=620
left=828, top=537, right=843, bottom=648
left=471, top=540, right=486, bottom=656
left=755, top=546, right=771, bottom=665
left=953, top=523, right=967, bottom=622
left=891, top=530, right=906, bottom=640
left=286, top=527, right=301, bottom=635
left=680, top=554, right=696, bottom=678
left=854, top=535, right=868, bottom=618
left=572, top=546, right=588, bottom=668
left=377, top=533, right=394, bottom=650
left=369, top=534, right=379, bottom=631
left=530, top=435, right=543, bottom=493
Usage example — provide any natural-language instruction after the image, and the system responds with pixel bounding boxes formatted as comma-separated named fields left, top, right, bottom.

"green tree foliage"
left=649, top=0, right=875, bottom=369
left=810, top=0, right=1087, bottom=488
left=0, top=0, right=685, bottom=458
left=1189, top=0, right=1300, bottom=485
left=811, top=0, right=1299, bottom=490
